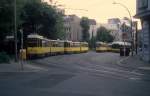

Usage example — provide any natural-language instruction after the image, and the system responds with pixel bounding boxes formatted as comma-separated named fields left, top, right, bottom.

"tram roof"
left=111, top=41, right=131, bottom=46
left=27, top=34, right=44, bottom=39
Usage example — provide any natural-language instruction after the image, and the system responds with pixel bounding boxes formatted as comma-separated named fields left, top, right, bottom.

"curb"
left=117, top=56, right=130, bottom=65
left=116, top=56, right=132, bottom=69
left=0, top=61, right=47, bottom=73
left=117, top=56, right=150, bottom=72
left=138, top=67, right=150, bottom=71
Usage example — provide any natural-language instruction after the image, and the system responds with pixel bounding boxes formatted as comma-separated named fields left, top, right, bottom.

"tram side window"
left=96, top=44, right=101, bottom=47
left=42, top=40, right=47, bottom=47
left=54, top=41, right=59, bottom=47
left=76, top=43, right=80, bottom=47
left=39, top=39, right=43, bottom=47
left=84, top=44, right=88, bottom=47
left=58, top=42, right=64, bottom=47
left=45, top=41, right=50, bottom=47
left=83, top=43, right=88, bottom=47
left=51, top=41, right=58, bottom=47
left=27, top=38, right=39, bottom=47
left=51, top=41, right=54, bottom=47
left=64, top=42, right=70, bottom=47
left=55, top=42, right=58, bottom=47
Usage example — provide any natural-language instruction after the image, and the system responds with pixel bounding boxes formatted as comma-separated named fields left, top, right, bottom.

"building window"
left=144, top=44, right=148, bottom=49
left=138, top=0, right=148, bottom=9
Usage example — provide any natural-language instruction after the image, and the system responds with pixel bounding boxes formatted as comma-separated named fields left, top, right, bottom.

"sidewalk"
left=118, top=55, right=150, bottom=71
left=0, top=61, right=47, bottom=72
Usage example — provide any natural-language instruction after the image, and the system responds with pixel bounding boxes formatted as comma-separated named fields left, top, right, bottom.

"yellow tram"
left=80, top=42, right=89, bottom=53
left=26, top=34, right=89, bottom=59
left=96, top=42, right=109, bottom=52
left=27, top=34, right=49, bottom=58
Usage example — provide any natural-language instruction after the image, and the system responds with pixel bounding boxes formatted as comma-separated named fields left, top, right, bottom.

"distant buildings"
left=99, top=23, right=122, bottom=41
left=108, top=18, right=120, bottom=24
left=98, top=17, right=136, bottom=43
left=99, top=18, right=123, bottom=42
left=63, top=14, right=136, bottom=45
left=64, top=15, right=98, bottom=41
left=135, top=0, right=150, bottom=62
left=64, top=15, right=82, bottom=41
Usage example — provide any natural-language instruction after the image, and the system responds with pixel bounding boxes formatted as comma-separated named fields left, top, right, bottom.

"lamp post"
left=14, top=0, right=18, bottom=61
left=20, top=29, right=24, bottom=71
left=113, top=1, right=134, bottom=56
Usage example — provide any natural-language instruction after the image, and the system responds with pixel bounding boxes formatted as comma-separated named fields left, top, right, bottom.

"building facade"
left=64, top=15, right=82, bottom=41
left=135, top=0, right=150, bottom=62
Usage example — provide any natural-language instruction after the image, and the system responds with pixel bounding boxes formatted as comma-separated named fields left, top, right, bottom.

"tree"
left=96, top=26, right=114, bottom=43
left=19, top=1, right=65, bottom=48
left=0, top=0, right=16, bottom=52
left=0, top=0, right=65, bottom=53
left=20, top=1, right=65, bottom=40
left=80, top=17, right=90, bottom=42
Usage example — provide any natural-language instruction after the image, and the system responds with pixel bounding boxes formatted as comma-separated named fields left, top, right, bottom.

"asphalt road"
left=0, top=52, right=150, bottom=96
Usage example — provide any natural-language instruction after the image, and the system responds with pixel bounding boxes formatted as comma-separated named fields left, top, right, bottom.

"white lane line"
left=79, top=67, right=139, bottom=79
left=129, top=77, right=141, bottom=80
left=87, top=65, right=144, bottom=76
left=138, top=67, right=150, bottom=70
left=117, top=56, right=130, bottom=66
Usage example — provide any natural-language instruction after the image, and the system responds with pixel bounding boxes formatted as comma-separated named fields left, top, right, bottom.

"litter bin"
left=120, top=47, right=130, bottom=56
left=120, top=47, right=124, bottom=56
left=125, top=47, right=130, bottom=56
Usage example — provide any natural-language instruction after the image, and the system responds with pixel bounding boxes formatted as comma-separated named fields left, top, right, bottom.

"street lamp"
left=14, top=0, right=18, bottom=61
left=20, top=29, right=24, bottom=71
left=113, top=1, right=134, bottom=56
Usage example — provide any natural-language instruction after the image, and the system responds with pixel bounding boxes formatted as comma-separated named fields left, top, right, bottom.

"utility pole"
left=113, top=2, right=134, bottom=56
left=92, top=30, right=94, bottom=49
left=14, top=0, right=18, bottom=61
left=20, top=29, right=24, bottom=71
left=135, top=21, right=138, bottom=54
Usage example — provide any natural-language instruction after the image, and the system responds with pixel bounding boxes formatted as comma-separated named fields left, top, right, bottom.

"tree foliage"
left=80, top=17, right=90, bottom=42
left=0, top=0, right=15, bottom=52
left=96, top=26, right=114, bottom=43
left=89, top=36, right=96, bottom=49
left=0, top=0, right=65, bottom=53
left=20, top=1, right=65, bottom=40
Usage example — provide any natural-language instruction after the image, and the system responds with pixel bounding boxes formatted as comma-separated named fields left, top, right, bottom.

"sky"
left=45, top=0, right=138, bottom=24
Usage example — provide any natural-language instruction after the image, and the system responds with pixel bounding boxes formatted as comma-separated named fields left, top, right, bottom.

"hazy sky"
left=46, top=0, right=136, bottom=23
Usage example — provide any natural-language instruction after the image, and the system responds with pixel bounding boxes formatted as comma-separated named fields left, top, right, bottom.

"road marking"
left=117, top=56, right=130, bottom=66
left=138, top=67, right=150, bottom=70
left=79, top=67, right=141, bottom=79
left=129, top=77, right=141, bottom=80
left=89, top=65, right=144, bottom=76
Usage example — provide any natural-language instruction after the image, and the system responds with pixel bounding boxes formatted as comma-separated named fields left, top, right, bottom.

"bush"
left=0, top=52, right=10, bottom=63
